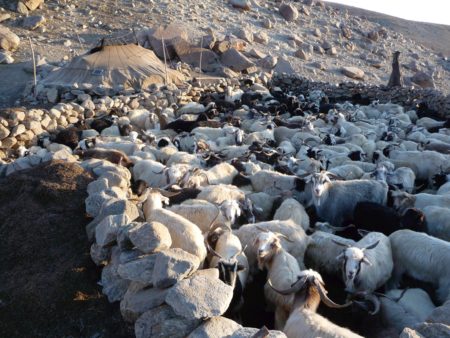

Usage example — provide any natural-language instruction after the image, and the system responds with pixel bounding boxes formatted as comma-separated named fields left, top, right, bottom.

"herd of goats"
left=24, top=79, right=450, bottom=337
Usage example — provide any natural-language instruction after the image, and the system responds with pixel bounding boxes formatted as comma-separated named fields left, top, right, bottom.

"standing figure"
left=387, top=51, right=403, bottom=87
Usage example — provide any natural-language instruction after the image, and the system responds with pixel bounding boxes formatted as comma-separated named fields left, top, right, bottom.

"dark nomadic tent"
left=42, top=43, right=185, bottom=90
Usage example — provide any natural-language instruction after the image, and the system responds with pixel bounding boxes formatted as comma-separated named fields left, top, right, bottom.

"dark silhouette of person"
left=387, top=51, right=403, bottom=87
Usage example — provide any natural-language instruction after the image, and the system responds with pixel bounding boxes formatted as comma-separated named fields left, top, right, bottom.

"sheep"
left=197, top=184, right=245, bottom=205
left=328, top=164, right=365, bottom=180
left=249, top=170, right=305, bottom=195
left=390, top=190, right=450, bottom=214
left=132, top=159, right=188, bottom=188
left=305, top=231, right=356, bottom=277
left=253, top=229, right=302, bottom=329
left=166, top=151, right=203, bottom=167
left=353, top=202, right=426, bottom=235
left=333, top=232, right=394, bottom=294
left=273, top=198, right=310, bottom=230
left=269, top=269, right=362, bottom=338
left=141, top=188, right=207, bottom=261
left=389, top=230, right=450, bottom=303
left=422, top=206, right=450, bottom=241
left=206, top=227, right=249, bottom=319
left=234, top=220, right=309, bottom=276
left=437, top=181, right=450, bottom=195
left=92, top=139, right=142, bottom=156
left=245, top=192, right=276, bottom=222
left=309, top=172, right=388, bottom=226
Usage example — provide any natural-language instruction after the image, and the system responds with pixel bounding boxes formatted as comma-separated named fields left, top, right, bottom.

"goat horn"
left=152, top=168, right=165, bottom=174
left=152, top=188, right=182, bottom=197
left=255, top=226, right=270, bottom=233
left=332, top=239, right=352, bottom=248
left=208, top=205, right=222, bottom=231
left=267, top=276, right=307, bottom=295
left=204, top=240, right=223, bottom=259
left=323, top=223, right=355, bottom=232
left=357, top=293, right=380, bottom=315
left=230, top=245, right=247, bottom=261
left=315, top=279, right=353, bottom=309
left=275, top=232, right=294, bottom=243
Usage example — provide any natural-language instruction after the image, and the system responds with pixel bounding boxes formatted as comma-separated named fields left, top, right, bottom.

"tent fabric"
left=42, top=44, right=185, bottom=90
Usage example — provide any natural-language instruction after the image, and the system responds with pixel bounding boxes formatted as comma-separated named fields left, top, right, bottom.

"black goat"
left=163, top=113, right=208, bottom=133
left=353, top=202, right=427, bottom=235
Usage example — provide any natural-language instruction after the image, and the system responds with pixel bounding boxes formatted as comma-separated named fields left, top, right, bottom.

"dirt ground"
left=0, top=161, right=133, bottom=338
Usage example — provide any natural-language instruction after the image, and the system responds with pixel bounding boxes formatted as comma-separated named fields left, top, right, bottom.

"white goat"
left=273, top=198, right=310, bottom=230
left=389, top=230, right=450, bottom=303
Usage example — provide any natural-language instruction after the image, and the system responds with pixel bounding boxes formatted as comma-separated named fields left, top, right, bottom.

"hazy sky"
left=325, top=0, right=449, bottom=25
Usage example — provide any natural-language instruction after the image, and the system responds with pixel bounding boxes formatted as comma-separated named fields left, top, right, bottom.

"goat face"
left=220, top=200, right=242, bottom=225
left=310, top=172, right=331, bottom=200
left=335, top=241, right=379, bottom=293
left=391, top=191, right=415, bottom=213
left=253, top=232, right=281, bottom=269
left=217, top=260, right=245, bottom=289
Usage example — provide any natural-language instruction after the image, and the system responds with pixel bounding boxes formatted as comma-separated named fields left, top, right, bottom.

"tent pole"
left=162, top=37, right=168, bottom=85
left=199, top=36, right=203, bottom=74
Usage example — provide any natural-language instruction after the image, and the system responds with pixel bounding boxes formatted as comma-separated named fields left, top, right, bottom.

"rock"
left=129, top=222, right=172, bottom=254
left=342, top=66, right=365, bottom=80
left=165, top=274, right=233, bottom=320
left=411, top=323, right=450, bottom=338
left=17, top=2, right=29, bottom=14
left=368, top=30, right=379, bottom=42
left=229, top=327, right=287, bottom=337
left=10, top=124, right=26, bottom=137
left=236, top=27, right=253, bottom=43
left=152, top=248, right=200, bottom=288
left=86, top=198, right=139, bottom=241
left=254, top=31, right=269, bottom=45
left=229, top=0, right=251, bottom=10
left=90, top=243, right=111, bottom=265
left=0, top=51, right=14, bottom=64
left=87, top=178, right=109, bottom=196
left=173, top=38, right=219, bottom=72
left=294, top=49, right=310, bottom=61
left=327, top=47, right=338, bottom=56
left=22, top=15, right=46, bottom=30
left=411, top=71, right=435, bottom=88
left=258, top=55, right=278, bottom=69
left=0, top=14, right=11, bottom=23
left=95, top=214, right=131, bottom=246
left=20, top=0, right=44, bottom=11
left=427, top=301, right=450, bottom=325
left=118, top=254, right=157, bottom=285
left=313, top=27, right=322, bottom=38
left=46, top=88, right=59, bottom=103
left=311, top=61, right=326, bottom=70
left=262, top=18, right=273, bottom=29
left=0, top=124, right=10, bottom=140
left=248, top=48, right=267, bottom=59
left=400, top=328, right=425, bottom=338
left=220, top=48, right=254, bottom=72
left=120, top=285, right=168, bottom=322
left=101, top=247, right=131, bottom=302
left=0, top=25, right=20, bottom=51
left=341, top=26, right=352, bottom=39
left=279, top=3, right=299, bottom=22
left=313, top=45, right=325, bottom=55
left=85, top=191, right=114, bottom=218
left=274, top=58, right=296, bottom=74
left=187, top=316, right=242, bottom=338
left=149, top=23, right=189, bottom=59
left=135, top=305, right=201, bottom=338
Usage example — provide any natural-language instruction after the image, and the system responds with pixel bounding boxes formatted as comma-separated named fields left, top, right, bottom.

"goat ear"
left=362, top=256, right=372, bottom=266
left=336, top=252, right=345, bottom=261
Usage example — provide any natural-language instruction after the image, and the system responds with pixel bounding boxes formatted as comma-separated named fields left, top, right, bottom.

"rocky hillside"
left=1, top=0, right=450, bottom=109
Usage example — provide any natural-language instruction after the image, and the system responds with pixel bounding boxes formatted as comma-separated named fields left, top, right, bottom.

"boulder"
left=95, top=214, right=130, bottom=247
left=90, top=242, right=111, bottom=265
left=86, top=198, right=139, bottom=240
left=149, top=24, right=189, bottom=59
left=87, top=178, right=110, bottom=196
left=165, top=274, right=233, bottom=320
left=0, top=51, right=14, bottom=64
left=236, top=27, right=253, bottom=44
left=342, top=66, right=365, bottom=80
left=229, top=327, right=287, bottom=337
left=101, top=247, right=131, bottom=302
left=254, top=31, right=269, bottom=45
left=152, top=248, right=200, bottom=288
left=85, top=191, right=114, bottom=218
left=279, top=3, right=299, bottom=21
left=294, top=49, right=310, bottom=61
left=0, top=124, right=10, bottom=140
left=220, top=48, right=254, bottom=72
left=427, top=301, right=450, bottom=325
left=229, top=0, right=251, bottom=10
left=19, top=0, right=44, bottom=11
left=0, top=25, right=20, bottom=51
left=274, top=58, right=296, bottom=74
left=411, top=71, right=435, bottom=88
left=128, top=222, right=172, bottom=254
left=22, top=15, right=46, bottom=30
left=187, top=316, right=242, bottom=338
left=135, top=305, right=201, bottom=338
left=400, top=328, right=425, bottom=338
left=120, top=284, right=168, bottom=322
left=117, top=254, right=157, bottom=285
left=173, top=37, right=219, bottom=72
left=411, top=323, right=450, bottom=338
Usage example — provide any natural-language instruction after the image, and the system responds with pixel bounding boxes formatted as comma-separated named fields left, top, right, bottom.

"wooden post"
left=28, top=37, right=37, bottom=97
left=199, top=36, right=203, bottom=73
left=161, top=37, right=168, bottom=85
